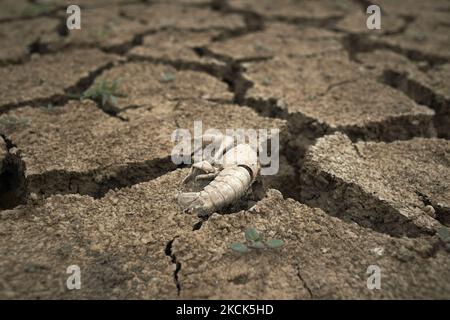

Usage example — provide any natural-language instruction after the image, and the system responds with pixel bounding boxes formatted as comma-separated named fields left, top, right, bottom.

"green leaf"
left=266, top=239, right=284, bottom=249
left=81, top=79, right=122, bottom=106
left=109, top=95, right=117, bottom=107
left=160, top=73, right=175, bottom=83
left=245, top=228, right=260, bottom=242
left=230, top=243, right=248, bottom=253
left=101, top=94, right=108, bottom=107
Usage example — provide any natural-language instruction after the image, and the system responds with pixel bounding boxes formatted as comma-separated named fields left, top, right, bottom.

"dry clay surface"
left=0, top=0, right=449, bottom=299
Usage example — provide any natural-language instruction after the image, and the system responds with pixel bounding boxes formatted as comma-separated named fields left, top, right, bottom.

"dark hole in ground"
left=0, top=154, right=26, bottom=209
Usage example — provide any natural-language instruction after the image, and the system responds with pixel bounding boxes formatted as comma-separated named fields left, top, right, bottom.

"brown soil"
left=0, top=0, right=449, bottom=299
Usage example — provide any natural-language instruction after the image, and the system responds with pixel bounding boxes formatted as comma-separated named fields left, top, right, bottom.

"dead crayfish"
left=177, top=133, right=260, bottom=216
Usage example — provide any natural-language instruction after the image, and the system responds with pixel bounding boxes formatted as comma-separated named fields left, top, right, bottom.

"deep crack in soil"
left=1, top=0, right=449, bottom=299
left=165, top=237, right=182, bottom=295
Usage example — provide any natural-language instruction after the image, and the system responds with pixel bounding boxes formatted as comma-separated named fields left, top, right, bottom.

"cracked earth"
left=0, top=0, right=449, bottom=299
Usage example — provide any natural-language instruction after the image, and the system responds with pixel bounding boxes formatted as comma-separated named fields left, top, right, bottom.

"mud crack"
left=296, top=264, right=313, bottom=299
left=210, top=0, right=265, bottom=42
left=165, top=237, right=182, bottom=296
left=0, top=59, right=123, bottom=117
left=0, top=134, right=26, bottom=209
left=342, top=33, right=449, bottom=67
left=415, top=190, right=450, bottom=227
left=28, top=155, right=179, bottom=200
left=381, top=69, right=450, bottom=139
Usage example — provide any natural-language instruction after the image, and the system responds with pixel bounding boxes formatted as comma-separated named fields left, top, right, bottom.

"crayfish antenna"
left=180, top=167, right=196, bottom=186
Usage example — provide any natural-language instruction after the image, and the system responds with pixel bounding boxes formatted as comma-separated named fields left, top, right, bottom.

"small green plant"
left=80, top=79, right=123, bottom=108
left=253, top=42, right=270, bottom=52
left=0, top=115, right=29, bottom=131
left=230, top=227, right=284, bottom=253
left=160, top=72, right=175, bottom=83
